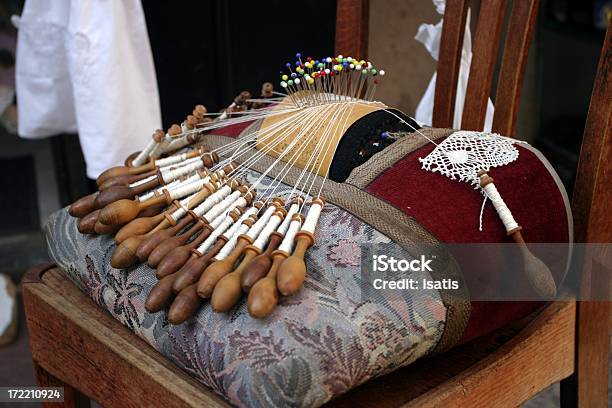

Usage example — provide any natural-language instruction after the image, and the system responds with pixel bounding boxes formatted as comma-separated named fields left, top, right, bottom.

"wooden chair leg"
left=560, top=301, right=611, bottom=407
left=33, top=362, right=90, bottom=408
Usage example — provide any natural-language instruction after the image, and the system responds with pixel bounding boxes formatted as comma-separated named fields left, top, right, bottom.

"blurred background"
left=0, top=0, right=608, bottom=403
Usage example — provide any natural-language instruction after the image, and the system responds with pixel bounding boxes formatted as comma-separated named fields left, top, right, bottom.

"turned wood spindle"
left=196, top=215, right=257, bottom=298
left=478, top=171, right=557, bottom=298
left=277, top=198, right=325, bottom=296
left=167, top=283, right=201, bottom=325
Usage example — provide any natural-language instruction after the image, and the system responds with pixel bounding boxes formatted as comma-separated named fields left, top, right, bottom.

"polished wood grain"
left=334, top=0, right=370, bottom=59
left=491, top=0, right=540, bottom=136
left=23, top=268, right=228, bottom=408
left=461, top=0, right=508, bottom=131
left=560, top=20, right=612, bottom=408
left=432, top=0, right=469, bottom=128
left=34, top=362, right=90, bottom=408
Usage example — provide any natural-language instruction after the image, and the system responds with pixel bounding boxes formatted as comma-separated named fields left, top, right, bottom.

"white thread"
left=132, top=140, right=158, bottom=166
left=154, top=152, right=190, bottom=168
left=478, top=195, right=488, bottom=232
left=277, top=203, right=299, bottom=236
left=216, top=223, right=250, bottom=260
left=137, top=179, right=180, bottom=202
left=246, top=205, right=276, bottom=240
left=149, top=135, right=171, bottom=159
left=201, top=190, right=241, bottom=220
left=253, top=213, right=283, bottom=250
left=302, top=201, right=323, bottom=234
left=279, top=219, right=301, bottom=254
left=482, top=182, right=519, bottom=233
left=129, top=174, right=157, bottom=188
left=160, top=160, right=204, bottom=184
left=168, top=179, right=205, bottom=200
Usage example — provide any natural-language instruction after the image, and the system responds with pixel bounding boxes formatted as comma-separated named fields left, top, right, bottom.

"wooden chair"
left=23, top=1, right=610, bottom=407
left=335, top=0, right=538, bottom=136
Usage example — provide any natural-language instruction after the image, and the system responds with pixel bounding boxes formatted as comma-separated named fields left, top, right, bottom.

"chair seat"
left=23, top=266, right=575, bottom=407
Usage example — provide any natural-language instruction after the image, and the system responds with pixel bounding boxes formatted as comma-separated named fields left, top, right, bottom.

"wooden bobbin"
left=93, top=176, right=160, bottom=211
left=276, top=197, right=325, bottom=296
left=157, top=206, right=244, bottom=280
left=241, top=232, right=283, bottom=293
left=239, top=201, right=289, bottom=292
left=209, top=201, right=283, bottom=311
left=145, top=272, right=180, bottom=313
left=98, top=169, right=158, bottom=191
left=196, top=216, right=256, bottom=299
left=114, top=202, right=181, bottom=244
left=99, top=172, right=214, bottom=226
left=77, top=209, right=101, bottom=234
left=247, top=248, right=288, bottom=318
left=69, top=193, right=98, bottom=218
left=97, top=146, right=206, bottom=186
left=135, top=216, right=194, bottom=263
left=147, top=219, right=206, bottom=268
left=167, top=283, right=201, bottom=325
left=163, top=180, right=218, bottom=226
left=478, top=170, right=556, bottom=298
left=110, top=215, right=192, bottom=269
left=145, top=227, right=231, bottom=315
left=171, top=239, right=227, bottom=295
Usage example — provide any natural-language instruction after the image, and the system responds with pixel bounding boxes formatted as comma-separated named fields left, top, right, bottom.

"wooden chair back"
left=334, top=0, right=539, bottom=135
left=560, top=20, right=611, bottom=407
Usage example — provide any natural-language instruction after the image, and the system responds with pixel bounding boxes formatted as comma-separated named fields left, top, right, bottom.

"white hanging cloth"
left=14, top=0, right=162, bottom=178
left=415, top=1, right=495, bottom=131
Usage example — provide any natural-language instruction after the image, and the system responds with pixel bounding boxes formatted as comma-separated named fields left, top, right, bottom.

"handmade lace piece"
left=419, top=131, right=521, bottom=230
left=419, top=131, right=519, bottom=189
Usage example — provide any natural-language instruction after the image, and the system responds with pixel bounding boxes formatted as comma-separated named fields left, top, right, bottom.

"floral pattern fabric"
left=45, top=171, right=447, bottom=407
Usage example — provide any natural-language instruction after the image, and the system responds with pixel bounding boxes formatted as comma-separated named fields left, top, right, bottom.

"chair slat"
left=561, top=22, right=612, bottom=407
left=433, top=0, right=469, bottom=128
left=571, top=22, right=611, bottom=244
left=461, top=0, right=508, bottom=131
left=334, top=0, right=370, bottom=60
left=491, top=0, right=539, bottom=136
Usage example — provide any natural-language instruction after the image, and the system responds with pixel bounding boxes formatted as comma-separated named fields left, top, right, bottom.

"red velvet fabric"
left=366, top=140, right=571, bottom=343
left=211, top=120, right=254, bottom=138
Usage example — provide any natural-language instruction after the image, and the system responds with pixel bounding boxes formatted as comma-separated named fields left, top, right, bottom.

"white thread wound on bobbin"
left=188, top=185, right=231, bottom=221
left=154, top=152, right=189, bottom=168
left=132, top=140, right=158, bottom=167
left=253, top=213, right=283, bottom=250
left=279, top=218, right=301, bottom=254
left=277, top=203, right=298, bottom=236
left=159, top=156, right=200, bottom=173
left=168, top=178, right=205, bottom=200
left=149, top=135, right=171, bottom=159
left=246, top=205, right=276, bottom=241
left=160, top=159, right=204, bottom=184
left=482, top=182, right=519, bottom=233
left=302, top=202, right=323, bottom=234
left=216, top=222, right=250, bottom=260
left=129, top=174, right=157, bottom=188
left=202, top=190, right=241, bottom=220
left=165, top=135, right=193, bottom=153
left=137, top=179, right=180, bottom=202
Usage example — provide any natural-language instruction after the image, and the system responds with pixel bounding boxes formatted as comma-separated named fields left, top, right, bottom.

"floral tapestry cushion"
left=45, top=170, right=448, bottom=407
